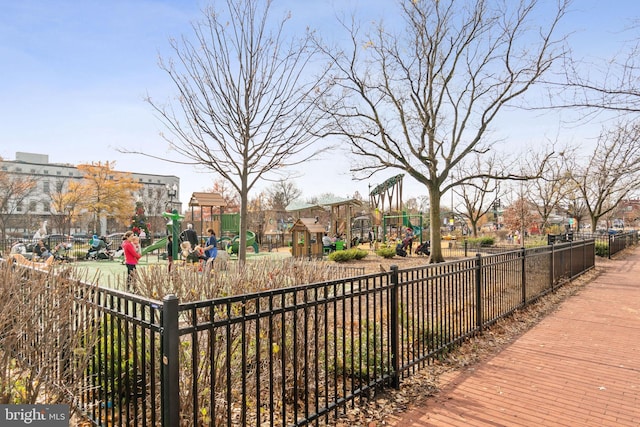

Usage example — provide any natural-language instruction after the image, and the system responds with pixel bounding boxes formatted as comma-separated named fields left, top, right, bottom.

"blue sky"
left=1, top=0, right=638, bottom=208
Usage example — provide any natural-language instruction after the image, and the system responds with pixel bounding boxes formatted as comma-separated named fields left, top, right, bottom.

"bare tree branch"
left=123, top=0, right=336, bottom=261
left=316, top=0, right=569, bottom=262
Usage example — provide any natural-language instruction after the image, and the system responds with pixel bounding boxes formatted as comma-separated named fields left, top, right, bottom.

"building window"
left=15, top=167, right=22, bottom=172
left=43, top=181, right=50, bottom=194
left=44, top=170, right=49, bottom=174
left=148, top=188, right=153, bottom=198
left=43, top=202, right=50, bottom=212
left=29, top=201, right=37, bottom=212
left=69, top=172, right=73, bottom=176
left=16, top=201, right=23, bottom=212
left=57, top=171, right=62, bottom=175
left=56, top=182, right=64, bottom=192
left=31, top=169, right=36, bottom=173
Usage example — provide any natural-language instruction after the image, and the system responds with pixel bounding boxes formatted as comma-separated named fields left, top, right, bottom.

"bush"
left=328, top=248, right=368, bottom=262
left=352, top=248, right=368, bottom=260
left=465, top=237, right=495, bottom=246
left=595, top=241, right=608, bottom=257
left=376, top=246, right=396, bottom=259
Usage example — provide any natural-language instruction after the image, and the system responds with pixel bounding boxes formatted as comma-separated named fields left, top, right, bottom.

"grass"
left=62, top=250, right=292, bottom=289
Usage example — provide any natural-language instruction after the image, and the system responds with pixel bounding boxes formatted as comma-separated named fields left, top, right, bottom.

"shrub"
left=466, top=237, right=494, bottom=246
left=352, top=248, right=368, bottom=260
left=595, top=241, right=608, bottom=257
left=376, top=246, right=396, bottom=259
left=327, top=248, right=368, bottom=262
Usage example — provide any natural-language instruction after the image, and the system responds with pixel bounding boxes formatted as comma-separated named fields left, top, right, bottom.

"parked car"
left=106, top=232, right=126, bottom=243
left=72, top=233, right=90, bottom=244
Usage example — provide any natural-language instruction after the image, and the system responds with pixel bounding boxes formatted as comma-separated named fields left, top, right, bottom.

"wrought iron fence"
left=2, top=238, right=600, bottom=426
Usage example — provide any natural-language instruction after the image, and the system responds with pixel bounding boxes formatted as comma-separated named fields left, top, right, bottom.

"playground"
left=60, top=176, right=434, bottom=284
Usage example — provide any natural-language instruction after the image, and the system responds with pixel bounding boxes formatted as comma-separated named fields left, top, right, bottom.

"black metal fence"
left=572, top=231, right=638, bottom=258
left=2, top=238, right=600, bottom=426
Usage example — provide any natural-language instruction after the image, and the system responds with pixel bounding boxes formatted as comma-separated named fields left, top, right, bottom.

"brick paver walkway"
left=390, top=248, right=640, bottom=426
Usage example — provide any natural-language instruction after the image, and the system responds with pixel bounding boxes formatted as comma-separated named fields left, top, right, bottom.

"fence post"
left=464, top=239, right=468, bottom=258
left=475, top=254, right=482, bottom=332
left=390, top=265, right=400, bottom=389
left=521, top=247, right=527, bottom=305
left=162, top=295, right=180, bottom=427
left=569, top=239, right=573, bottom=280
left=550, top=242, right=555, bottom=292
left=608, top=233, right=612, bottom=259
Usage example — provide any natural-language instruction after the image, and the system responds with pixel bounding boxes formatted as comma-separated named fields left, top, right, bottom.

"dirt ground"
left=342, top=251, right=435, bottom=274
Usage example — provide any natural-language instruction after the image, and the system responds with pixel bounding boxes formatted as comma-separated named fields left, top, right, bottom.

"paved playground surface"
left=388, top=247, right=640, bottom=426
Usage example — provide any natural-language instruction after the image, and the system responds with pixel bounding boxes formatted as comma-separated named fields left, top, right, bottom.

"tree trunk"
left=428, top=185, right=445, bottom=263
left=238, top=176, right=249, bottom=264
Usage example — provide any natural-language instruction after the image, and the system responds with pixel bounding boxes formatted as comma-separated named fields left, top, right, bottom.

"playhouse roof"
left=291, top=218, right=326, bottom=234
left=189, top=192, right=227, bottom=208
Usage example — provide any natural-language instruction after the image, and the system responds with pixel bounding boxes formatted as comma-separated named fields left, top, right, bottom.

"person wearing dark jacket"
left=179, top=223, right=199, bottom=249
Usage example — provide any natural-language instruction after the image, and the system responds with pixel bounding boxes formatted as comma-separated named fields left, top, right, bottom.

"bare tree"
left=266, top=179, right=302, bottom=211
left=318, top=0, right=568, bottom=262
left=555, top=32, right=640, bottom=115
left=0, top=162, right=37, bottom=240
left=525, top=148, right=573, bottom=233
left=564, top=187, right=589, bottom=231
left=208, top=178, right=240, bottom=213
left=138, top=0, right=335, bottom=262
left=566, top=120, right=640, bottom=231
left=453, top=156, right=500, bottom=237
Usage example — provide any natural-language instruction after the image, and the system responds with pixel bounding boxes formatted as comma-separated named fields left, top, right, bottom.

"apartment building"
left=0, top=152, right=180, bottom=236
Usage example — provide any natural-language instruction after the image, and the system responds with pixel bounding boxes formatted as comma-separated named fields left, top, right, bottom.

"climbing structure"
left=369, top=174, right=405, bottom=226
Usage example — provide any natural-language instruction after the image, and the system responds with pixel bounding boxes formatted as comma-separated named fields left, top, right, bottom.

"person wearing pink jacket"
left=122, top=231, right=142, bottom=290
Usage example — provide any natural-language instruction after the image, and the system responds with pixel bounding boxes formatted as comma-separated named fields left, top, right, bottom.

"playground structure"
left=290, top=218, right=325, bottom=259
left=285, top=197, right=363, bottom=250
left=185, top=192, right=258, bottom=256
left=382, top=212, right=424, bottom=245
left=368, top=173, right=425, bottom=244
left=219, top=230, right=259, bottom=255
left=140, top=236, right=168, bottom=256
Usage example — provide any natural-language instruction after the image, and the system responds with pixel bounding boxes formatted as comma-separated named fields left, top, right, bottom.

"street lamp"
left=166, top=183, right=178, bottom=210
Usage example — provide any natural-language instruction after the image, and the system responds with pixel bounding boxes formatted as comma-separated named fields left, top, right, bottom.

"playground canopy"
left=187, top=192, right=228, bottom=238
left=189, top=192, right=227, bottom=209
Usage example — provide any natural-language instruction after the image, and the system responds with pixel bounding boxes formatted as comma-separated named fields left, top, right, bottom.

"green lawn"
left=64, top=249, right=291, bottom=286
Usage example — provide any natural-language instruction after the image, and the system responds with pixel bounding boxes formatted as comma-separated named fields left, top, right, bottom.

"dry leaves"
left=332, top=254, right=613, bottom=426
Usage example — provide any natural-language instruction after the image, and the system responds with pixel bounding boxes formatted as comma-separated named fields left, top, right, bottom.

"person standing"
left=166, top=235, right=174, bottom=273
left=122, top=231, right=141, bottom=290
left=204, top=228, right=218, bottom=262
